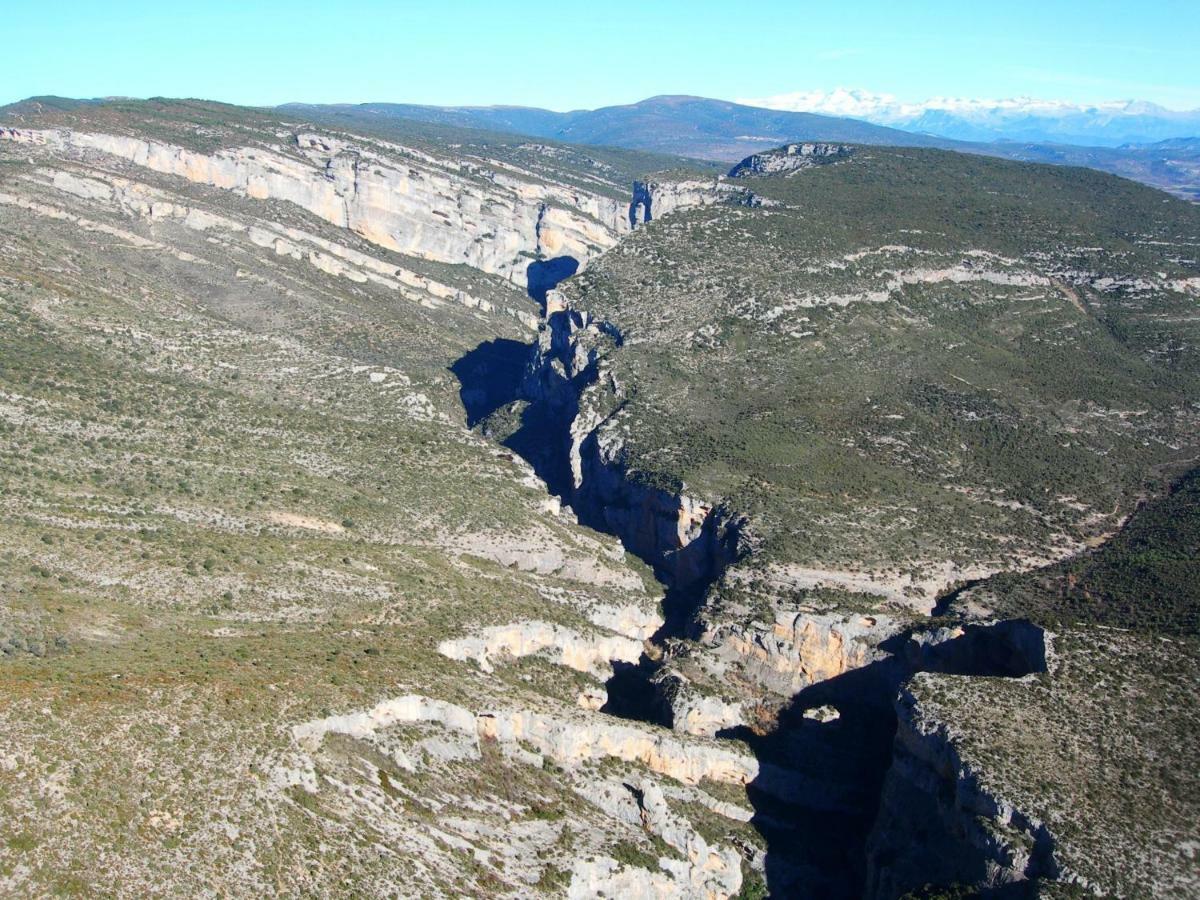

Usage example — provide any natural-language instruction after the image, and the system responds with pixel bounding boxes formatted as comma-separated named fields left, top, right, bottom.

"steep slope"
left=948, top=466, right=1200, bottom=633
left=867, top=467, right=1200, bottom=898
left=507, top=142, right=1200, bottom=896
left=0, top=98, right=657, bottom=291
left=0, top=99, right=774, bottom=898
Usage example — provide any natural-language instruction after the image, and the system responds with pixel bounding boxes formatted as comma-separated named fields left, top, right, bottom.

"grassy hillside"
left=556, top=145, right=1200, bottom=596
left=953, top=466, right=1200, bottom=633
left=904, top=465, right=1199, bottom=897
left=0, top=98, right=781, bottom=897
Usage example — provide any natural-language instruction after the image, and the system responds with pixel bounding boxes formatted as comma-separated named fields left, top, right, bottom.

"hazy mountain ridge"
left=280, top=94, right=1200, bottom=200
left=280, top=94, right=952, bottom=160
left=741, top=87, right=1200, bottom=146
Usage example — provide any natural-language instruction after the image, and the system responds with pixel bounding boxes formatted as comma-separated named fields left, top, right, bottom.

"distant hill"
left=280, top=94, right=955, bottom=161
left=281, top=95, right=1200, bottom=200
left=995, top=136, right=1200, bottom=202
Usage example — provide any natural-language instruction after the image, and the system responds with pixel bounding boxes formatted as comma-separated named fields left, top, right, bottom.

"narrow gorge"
left=452, top=171, right=1059, bottom=897
left=4, top=102, right=1193, bottom=898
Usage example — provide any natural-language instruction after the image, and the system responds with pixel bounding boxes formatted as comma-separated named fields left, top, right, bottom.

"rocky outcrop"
left=709, top=609, right=903, bottom=696
left=293, top=694, right=758, bottom=787
left=864, top=675, right=1060, bottom=899
left=569, top=778, right=745, bottom=899
left=1, top=127, right=752, bottom=291
left=290, top=695, right=756, bottom=898
left=524, top=303, right=744, bottom=589
left=650, top=668, right=745, bottom=737
left=728, top=142, right=855, bottom=177
left=629, top=178, right=762, bottom=227
left=27, top=162, right=533, bottom=324
left=1, top=127, right=624, bottom=287
left=588, top=603, right=664, bottom=641
left=437, top=620, right=646, bottom=678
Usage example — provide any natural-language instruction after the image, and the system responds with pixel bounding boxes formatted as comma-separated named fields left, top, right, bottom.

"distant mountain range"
left=282, top=95, right=1200, bottom=201
left=281, top=94, right=952, bottom=161
left=739, top=88, right=1200, bottom=147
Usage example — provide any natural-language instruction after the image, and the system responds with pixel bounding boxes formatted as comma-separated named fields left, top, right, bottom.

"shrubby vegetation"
left=962, top=467, right=1200, bottom=634
left=559, top=146, right=1200, bottom=582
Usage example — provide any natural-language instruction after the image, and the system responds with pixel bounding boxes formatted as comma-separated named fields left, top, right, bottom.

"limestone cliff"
left=524, top=301, right=745, bottom=589
left=864, top=676, right=1061, bottom=899
left=0, top=126, right=748, bottom=292
left=707, top=609, right=902, bottom=696
left=728, top=142, right=855, bottom=177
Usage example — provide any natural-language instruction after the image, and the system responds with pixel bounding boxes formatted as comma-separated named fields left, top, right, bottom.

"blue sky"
left=4, top=0, right=1198, bottom=110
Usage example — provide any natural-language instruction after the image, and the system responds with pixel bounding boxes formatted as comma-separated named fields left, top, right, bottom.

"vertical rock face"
left=573, top=449, right=744, bottom=589
left=863, top=676, right=1059, bottom=900
left=524, top=302, right=743, bottom=589
left=728, top=142, right=855, bottom=177
left=709, top=610, right=904, bottom=696
left=0, top=128, right=748, bottom=291
left=629, top=178, right=755, bottom=228
left=0, top=127, right=627, bottom=287
left=629, top=181, right=654, bottom=227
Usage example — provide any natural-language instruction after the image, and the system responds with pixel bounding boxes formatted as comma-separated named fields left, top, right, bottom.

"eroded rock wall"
left=1, top=127, right=750, bottom=292
left=1, top=127, right=624, bottom=287
left=524, top=303, right=744, bottom=589
left=864, top=676, right=1060, bottom=899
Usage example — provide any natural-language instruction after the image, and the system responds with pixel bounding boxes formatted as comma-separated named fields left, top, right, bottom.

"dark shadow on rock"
left=448, top=338, right=531, bottom=427
left=717, top=619, right=1050, bottom=898
left=629, top=181, right=653, bottom=228
left=720, top=658, right=908, bottom=898
left=916, top=618, right=1049, bottom=678
left=526, top=255, right=579, bottom=309
left=931, top=577, right=985, bottom=617
left=498, top=398, right=574, bottom=500
left=601, top=657, right=675, bottom=726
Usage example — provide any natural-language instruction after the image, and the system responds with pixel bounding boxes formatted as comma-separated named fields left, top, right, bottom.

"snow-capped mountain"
left=738, top=88, right=1200, bottom=147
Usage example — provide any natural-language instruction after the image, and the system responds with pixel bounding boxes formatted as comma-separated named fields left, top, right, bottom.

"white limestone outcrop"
left=1, top=127, right=741, bottom=292
left=669, top=690, right=745, bottom=739
left=437, top=620, right=645, bottom=677
left=26, top=162, right=531, bottom=324
left=711, top=609, right=901, bottom=696
left=293, top=694, right=758, bottom=787
left=728, top=142, right=854, bottom=177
